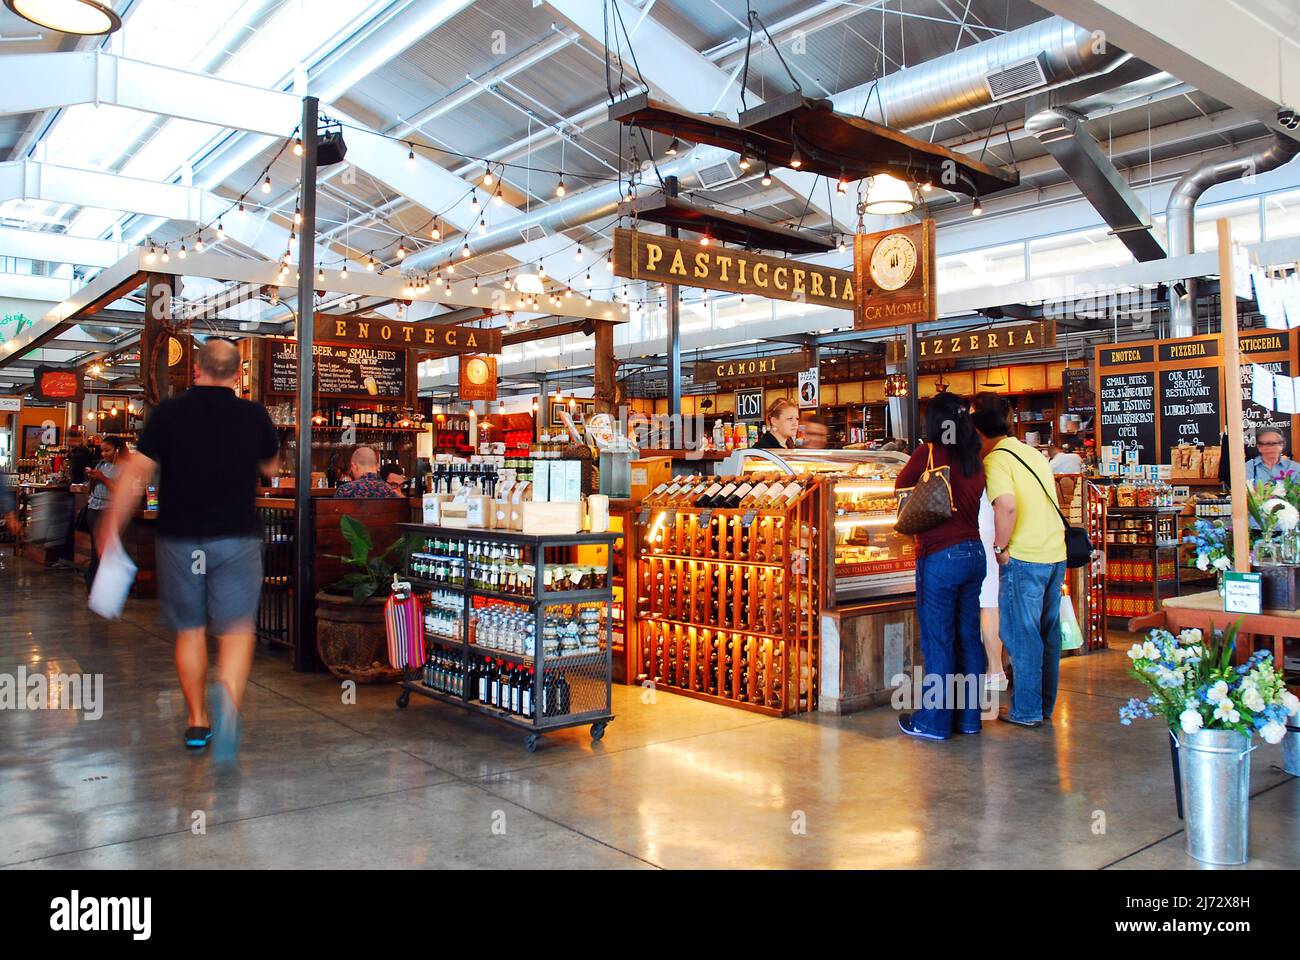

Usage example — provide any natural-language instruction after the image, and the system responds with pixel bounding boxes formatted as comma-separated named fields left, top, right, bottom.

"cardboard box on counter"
left=520, top=501, right=583, bottom=535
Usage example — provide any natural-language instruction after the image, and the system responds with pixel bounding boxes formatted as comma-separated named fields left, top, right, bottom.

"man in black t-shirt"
left=100, top=338, right=279, bottom=760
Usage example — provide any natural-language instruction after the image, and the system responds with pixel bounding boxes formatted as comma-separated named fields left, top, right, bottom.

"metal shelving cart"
left=1103, top=505, right=1184, bottom=626
left=395, top=523, right=618, bottom=751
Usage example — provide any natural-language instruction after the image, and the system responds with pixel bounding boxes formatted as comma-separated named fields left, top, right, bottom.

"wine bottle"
left=693, top=480, right=724, bottom=508
left=521, top=669, right=534, bottom=718
left=706, top=480, right=738, bottom=508
left=509, top=665, right=522, bottom=714
left=723, top=479, right=753, bottom=508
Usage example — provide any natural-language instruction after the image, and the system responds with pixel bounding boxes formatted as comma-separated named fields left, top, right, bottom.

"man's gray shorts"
left=155, top=535, right=263, bottom=635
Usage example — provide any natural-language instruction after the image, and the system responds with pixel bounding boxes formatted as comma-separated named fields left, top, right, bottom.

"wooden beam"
left=593, top=319, right=616, bottom=416
left=502, top=319, right=589, bottom=347
left=1217, top=218, right=1250, bottom=574
left=142, top=273, right=173, bottom=414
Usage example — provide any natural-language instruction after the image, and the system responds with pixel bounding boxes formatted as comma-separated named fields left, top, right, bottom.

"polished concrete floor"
left=1, top=553, right=1296, bottom=870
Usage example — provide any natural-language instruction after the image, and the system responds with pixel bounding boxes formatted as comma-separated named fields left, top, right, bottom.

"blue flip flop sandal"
left=184, top=726, right=213, bottom=749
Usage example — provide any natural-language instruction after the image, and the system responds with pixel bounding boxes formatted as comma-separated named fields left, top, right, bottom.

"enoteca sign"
left=613, top=228, right=855, bottom=309
left=314, top=314, right=502, bottom=355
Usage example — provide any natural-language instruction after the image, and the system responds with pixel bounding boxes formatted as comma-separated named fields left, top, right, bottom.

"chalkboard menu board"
left=1240, top=357, right=1292, bottom=451
left=1159, top=366, right=1221, bottom=459
left=266, top=339, right=406, bottom=399
left=1099, top=371, right=1157, bottom=462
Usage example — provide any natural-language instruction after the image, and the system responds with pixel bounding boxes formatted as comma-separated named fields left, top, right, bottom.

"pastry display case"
left=719, top=448, right=916, bottom=603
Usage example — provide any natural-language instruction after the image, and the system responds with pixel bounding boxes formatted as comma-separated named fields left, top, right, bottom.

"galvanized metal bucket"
left=1284, top=722, right=1300, bottom=777
left=1178, top=728, right=1254, bottom=865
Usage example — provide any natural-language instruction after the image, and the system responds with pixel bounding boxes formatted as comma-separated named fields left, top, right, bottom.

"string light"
left=575, top=245, right=582, bottom=261
left=161, top=247, right=170, bottom=262
left=340, top=265, right=348, bottom=280
left=837, top=236, right=847, bottom=254
left=194, top=236, right=204, bottom=252
left=434, top=271, right=444, bottom=286
left=470, top=191, right=480, bottom=212
left=700, top=234, right=711, bottom=246
left=216, top=221, right=224, bottom=241
left=293, top=137, right=303, bottom=156
left=666, top=138, right=680, bottom=156
left=836, top=173, right=848, bottom=194
left=504, top=272, right=513, bottom=290
left=761, top=166, right=772, bottom=187
left=461, top=241, right=471, bottom=258
left=261, top=176, right=271, bottom=193
left=556, top=176, right=566, bottom=198
left=366, top=254, right=376, bottom=271
left=790, top=145, right=803, bottom=169
left=471, top=277, right=479, bottom=294
left=406, top=145, right=416, bottom=169
left=972, top=195, right=983, bottom=216
left=145, top=243, right=157, bottom=264
left=446, top=263, right=455, bottom=273
left=605, top=255, right=613, bottom=271
left=538, top=264, right=546, bottom=279
left=317, top=268, right=325, bottom=285
left=482, top=166, right=494, bottom=187
left=177, top=244, right=186, bottom=259
left=584, top=271, right=592, bottom=287
left=492, top=189, right=503, bottom=207
left=431, top=219, right=441, bottom=241
left=739, top=154, right=752, bottom=171
left=478, top=217, right=487, bottom=235
left=238, top=201, right=246, bottom=214
left=294, top=206, right=302, bottom=226
left=396, top=241, right=406, bottom=259
left=921, top=181, right=932, bottom=193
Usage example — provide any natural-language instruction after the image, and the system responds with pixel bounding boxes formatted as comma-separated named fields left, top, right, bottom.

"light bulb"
left=492, top=191, right=503, bottom=206
left=837, top=237, right=846, bottom=254
left=317, top=269, right=325, bottom=284
left=367, top=256, right=375, bottom=271
left=261, top=176, right=271, bottom=193
left=504, top=275, right=513, bottom=290
left=471, top=278, right=479, bottom=294
left=407, top=147, right=416, bottom=169
left=446, top=263, right=455, bottom=273
left=556, top=176, right=566, bottom=197
left=161, top=248, right=170, bottom=262
left=836, top=175, right=847, bottom=194
left=293, top=138, right=303, bottom=157
left=178, top=244, right=187, bottom=259
left=396, top=243, right=406, bottom=259
left=470, top=192, right=479, bottom=212
left=972, top=196, right=983, bottom=216
left=739, top=154, right=752, bottom=171
left=462, top=242, right=471, bottom=258
left=482, top=168, right=493, bottom=187
left=666, top=138, right=679, bottom=156
left=605, top=256, right=613, bottom=272
left=478, top=218, right=487, bottom=235
left=431, top=221, right=441, bottom=241
left=435, top=272, right=443, bottom=286
left=145, top=245, right=157, bottom=264
left=194, top=237, right=205, bottom=252
left=921, top=181, right=932, bottom=193
left=761, top=167, right=772, bottom=186
left=790, top=146, right=802, bottom=169
left=700, top=234, right=711, bottom=246
left=538, top=264, right=546, bottom=278
left=565, top=288, right=573, bottom=299
left=585, top=272, right=592, bottom=287
left=575, top=245, right=582, bottom=261
left=238, top=201, right=246, bottom=214
left=216, top=221, right=225, bottom=241
left=294, top=207, right=302, bottom=226
left=340, top=266, right=348, bottom=280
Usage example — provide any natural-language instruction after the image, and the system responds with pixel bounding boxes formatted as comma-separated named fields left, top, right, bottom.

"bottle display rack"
left=1101, top=505, right=1183, bottom=624
left=396, top=524, right=619, bottom=752
left=634, top=479, right=821, bottom=716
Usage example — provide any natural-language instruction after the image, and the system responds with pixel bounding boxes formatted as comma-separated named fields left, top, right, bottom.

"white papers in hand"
left=89, top=537, right=137, bottom=619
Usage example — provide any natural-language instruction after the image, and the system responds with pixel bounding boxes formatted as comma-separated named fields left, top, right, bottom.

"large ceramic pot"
left=315, top=592, right=403, bottom=683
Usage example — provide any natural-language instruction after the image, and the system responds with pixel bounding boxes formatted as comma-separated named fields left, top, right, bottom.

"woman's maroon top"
left=893, top=443, right=985, bottom=558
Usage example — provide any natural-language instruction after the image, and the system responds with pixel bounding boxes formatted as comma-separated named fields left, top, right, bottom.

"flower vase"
left=1177, top=728, right=1253, bottom=865
left=1254, top=535, right=1280, bottom=566
left=1284, top=531, right=1300, bottom=566
left=1216, top=571, right=1226, bottom=599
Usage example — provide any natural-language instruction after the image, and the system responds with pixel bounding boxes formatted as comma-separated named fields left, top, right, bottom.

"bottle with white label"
left=693, top=480, right=725, bottom=508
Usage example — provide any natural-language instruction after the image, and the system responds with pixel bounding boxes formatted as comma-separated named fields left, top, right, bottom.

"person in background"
left=1247, top=428, right=1296, bottom=486
left=65, top=426, right=96, bottom=485
left=335, top=446, right=401, bottom=499
left=101, top=338, right=280, bottom=759
left=754, top=398, right=799, bottom=450
left=894, top=391, right=987, bottom=741
left=83, top=436, right=126, bottom=588
left=798, top=414, right=830, bottom=449
left=0, top=471, right=18, bottom=546
left=380, top=462, right=407, bottom=496
left=1049, top=440, right=1084, bottom=513
left=972, top=392, right=1009, bottom=693
left=974, top=406, right=1067, bottom=729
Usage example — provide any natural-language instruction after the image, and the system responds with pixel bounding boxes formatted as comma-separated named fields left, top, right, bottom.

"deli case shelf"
left=719, top=447, right=915, bottom=604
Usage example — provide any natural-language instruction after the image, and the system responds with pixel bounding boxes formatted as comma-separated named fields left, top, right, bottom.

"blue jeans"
left=999, top=557, right=1067, bottom=723
left=912, top=539, right=986, bottom=737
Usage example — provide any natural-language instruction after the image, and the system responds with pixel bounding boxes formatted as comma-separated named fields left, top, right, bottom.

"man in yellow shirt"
left=973, top=406, right=1067, bottom=728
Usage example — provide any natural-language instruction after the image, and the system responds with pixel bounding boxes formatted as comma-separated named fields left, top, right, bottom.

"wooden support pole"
left=1217, top=218, right=1251, bottom=573
left=141, top=272, right=173, bottom=416
left=593, top=319, right=616, bottom=416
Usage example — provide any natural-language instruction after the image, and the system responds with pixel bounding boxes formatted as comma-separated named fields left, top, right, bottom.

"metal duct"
left=1167, top=133, right=1300, bottom=335
left=1025, top=105, right=1167, bottom=262
left=401, top=144, right=739, bottom=272
left=846, top=16, right=1130, bottom=131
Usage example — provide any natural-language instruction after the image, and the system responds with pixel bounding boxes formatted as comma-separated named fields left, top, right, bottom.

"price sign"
left=1223, top=571, right=1262, bottom=615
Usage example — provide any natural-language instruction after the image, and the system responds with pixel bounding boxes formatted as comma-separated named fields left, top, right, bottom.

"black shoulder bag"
left=992, top=448, right=1093, bottom=569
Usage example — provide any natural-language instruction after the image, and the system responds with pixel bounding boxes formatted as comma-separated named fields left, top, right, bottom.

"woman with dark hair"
left=893, top=391, right=988, bottom=740
left=84, top=436, right=127, bottom=588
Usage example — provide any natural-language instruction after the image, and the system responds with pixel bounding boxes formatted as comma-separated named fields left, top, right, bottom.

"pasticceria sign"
left=887, top=321, right=1056, bottom=362
left=613, top=228, right=854, bottom=309
left=313, top=314, right=502, bottom=355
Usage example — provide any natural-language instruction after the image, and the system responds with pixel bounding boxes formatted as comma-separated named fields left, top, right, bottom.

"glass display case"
left=719, top=447, right=915, bottom=603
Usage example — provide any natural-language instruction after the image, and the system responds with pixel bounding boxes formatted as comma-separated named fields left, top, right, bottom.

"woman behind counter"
left=754, top=397, right=800, bottom=450
left=893, top=391, right=988, bottom=741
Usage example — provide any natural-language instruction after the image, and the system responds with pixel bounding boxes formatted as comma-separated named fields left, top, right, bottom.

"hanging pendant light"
left=863, top=173, right=915, bottom=216
left=5, top=0, right=121, bottom=35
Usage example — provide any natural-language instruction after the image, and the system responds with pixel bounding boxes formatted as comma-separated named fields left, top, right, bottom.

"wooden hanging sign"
left=853, top=220, right=936, bottom=330
left=693, top=350, right=811, bottom=383
left=613, top=227, right=854, bottom=309
left=313, top=314, right=501, bottom=354
left=459, top=355, right=498, bottom=402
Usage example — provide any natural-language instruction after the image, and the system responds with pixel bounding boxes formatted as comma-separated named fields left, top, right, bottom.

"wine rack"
left=634, top=482, right=821, bottom=716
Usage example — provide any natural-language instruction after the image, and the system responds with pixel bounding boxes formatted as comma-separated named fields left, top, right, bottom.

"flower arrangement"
left=1185, top=517, right=1232, bottom=575
left=1247, top=475, right=1300, bottom=538
left=1120, top=622, right=1298, bottom=744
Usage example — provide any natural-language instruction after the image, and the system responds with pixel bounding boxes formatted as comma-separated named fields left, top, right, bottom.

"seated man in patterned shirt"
left=334, top=446, right=401, bottom=499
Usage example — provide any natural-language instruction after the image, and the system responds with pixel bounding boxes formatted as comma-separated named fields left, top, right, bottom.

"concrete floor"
left=1, top=554, right=1296, bottom=870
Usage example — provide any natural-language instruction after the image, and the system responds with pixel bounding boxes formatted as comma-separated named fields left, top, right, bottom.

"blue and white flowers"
left=1121, top=623, right=1297, bottom=744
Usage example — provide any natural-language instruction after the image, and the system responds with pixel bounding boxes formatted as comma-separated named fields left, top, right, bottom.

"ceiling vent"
left=984, top=56, right=1049, bottom=101
left=518, top=224, right=547, bottom=243
left=694, top=158, right=739, bottom=189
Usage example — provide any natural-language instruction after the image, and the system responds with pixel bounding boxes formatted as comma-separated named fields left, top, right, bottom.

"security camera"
left=1278, top=107, right=1299, bottom=130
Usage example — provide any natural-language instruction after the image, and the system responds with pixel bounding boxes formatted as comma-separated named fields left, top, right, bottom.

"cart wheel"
left=524, top=734, right=540, bottom=753
left=396, top=690, right=410, bottom=709
left=590, top=722, right=607, bottom=742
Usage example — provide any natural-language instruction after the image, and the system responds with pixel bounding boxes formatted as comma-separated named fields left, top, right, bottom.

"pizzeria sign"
left=887, top=321, right=1056, bottom=362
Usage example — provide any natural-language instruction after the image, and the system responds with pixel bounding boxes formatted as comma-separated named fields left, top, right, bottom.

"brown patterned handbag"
left=894, top=444, right=953, bottom=535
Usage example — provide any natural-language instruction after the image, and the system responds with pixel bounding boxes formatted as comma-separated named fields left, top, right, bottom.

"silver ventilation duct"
left=1167, top=133, right=1300, bottom=336
left=844, top=16, right=1130, bottom=131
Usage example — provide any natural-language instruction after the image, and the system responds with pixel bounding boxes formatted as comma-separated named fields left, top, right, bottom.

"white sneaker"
left=985, top=672, right=1008, bottom=692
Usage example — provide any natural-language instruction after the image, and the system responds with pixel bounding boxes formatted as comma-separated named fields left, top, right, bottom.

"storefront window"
left=936, top=242, right=1025, bottom=291
left=1265, top=189, right=1300, bottom=240
left=1029, top=225, right=1132, bottom=278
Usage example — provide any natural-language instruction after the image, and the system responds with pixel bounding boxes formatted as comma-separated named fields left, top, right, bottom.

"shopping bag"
left=88, top=537, right=137, bottom=619
left=1060, top=592, right=1083, bottom=651
left=383, top=576, right=424, bottom=671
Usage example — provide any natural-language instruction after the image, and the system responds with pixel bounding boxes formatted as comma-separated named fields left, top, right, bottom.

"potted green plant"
left=1120, top=623, right=1299, bottom=864
left=316, top=516, right=416, bottom=683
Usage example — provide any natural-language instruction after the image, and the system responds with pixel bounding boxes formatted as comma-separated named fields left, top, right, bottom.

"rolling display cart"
left=396, top=524, right=618, bottom=751
left=1103, top=506, right=1183, bottom=625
